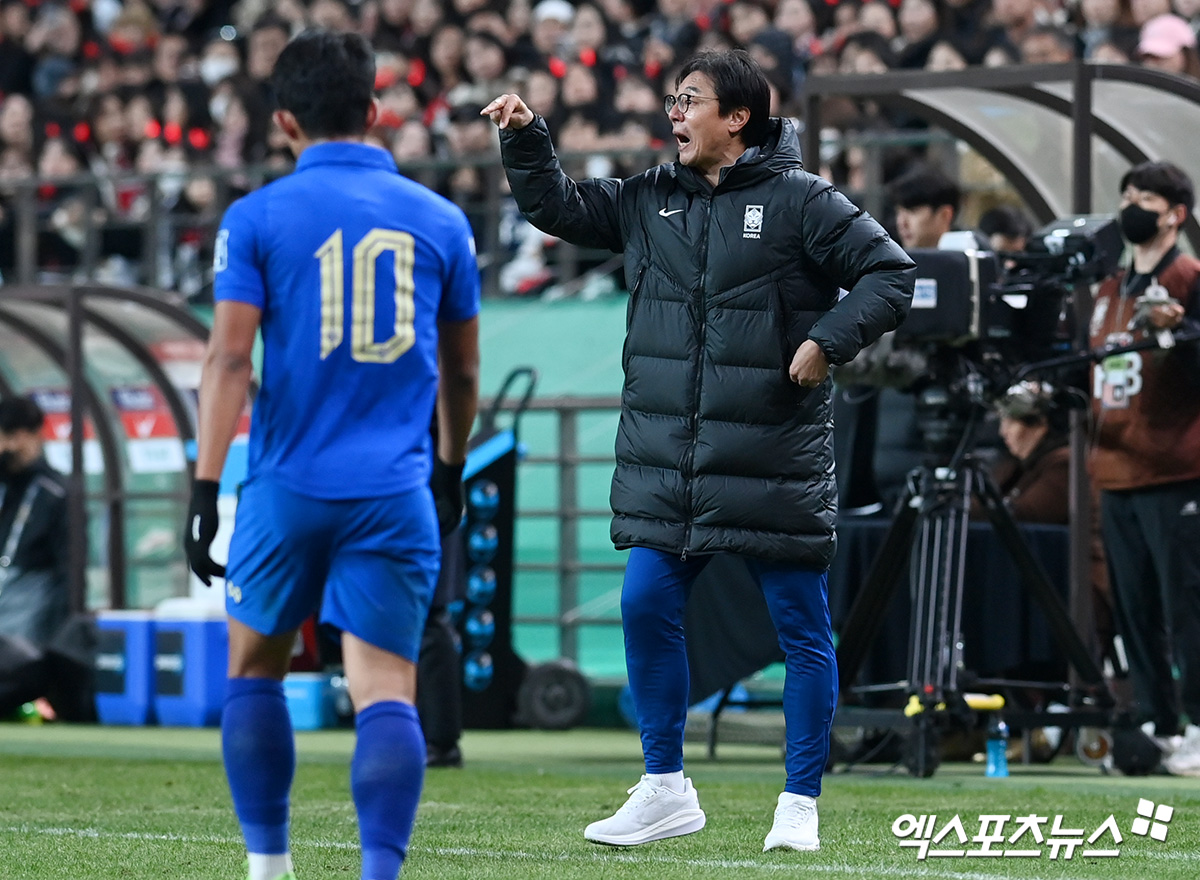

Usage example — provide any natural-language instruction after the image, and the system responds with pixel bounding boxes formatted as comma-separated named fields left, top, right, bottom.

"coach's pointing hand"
left=481, top=94, right=534, bottom=131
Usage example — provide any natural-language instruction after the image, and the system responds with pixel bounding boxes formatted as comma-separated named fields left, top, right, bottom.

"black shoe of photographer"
left=426, top=744, right=463, bottom=768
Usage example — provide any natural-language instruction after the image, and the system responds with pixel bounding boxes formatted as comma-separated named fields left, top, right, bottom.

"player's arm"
left=196, top=301, right=260, bottom=481
left=430, top=213, right=483, bottom=535
left=185, top=199, right=265, bottom=584
left=483, top=94, right=624, bottom=253
left=436, top=316, right=480, bottom=465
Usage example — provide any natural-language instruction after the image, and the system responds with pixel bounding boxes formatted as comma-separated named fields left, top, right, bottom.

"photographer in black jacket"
left=484, top=49, right=914, bottom=854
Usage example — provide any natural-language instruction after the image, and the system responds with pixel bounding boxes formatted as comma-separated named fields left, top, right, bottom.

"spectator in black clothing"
left=941, top=0, right=996, bottom=63
left=897, top=0, right=941, bottom=67
left=0, top=0, right=34, bottom=97
left=247, top=15, right=290, bottom=83
left=1020, top=24, right=1077, bottom=63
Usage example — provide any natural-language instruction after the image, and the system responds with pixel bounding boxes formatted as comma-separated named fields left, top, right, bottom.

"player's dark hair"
left=270, top=29, right=375, bottom=138
left=889, top=163, right=961, bottom=214
left=1120, top=161, right=1194, bottom=213
left=676, top=48, right=771, bottom=148
left=0, top=396, right=44, bottom=433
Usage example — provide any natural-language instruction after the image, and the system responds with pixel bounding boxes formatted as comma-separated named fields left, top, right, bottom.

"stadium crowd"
left=0, top=0, right=1194, bottom=291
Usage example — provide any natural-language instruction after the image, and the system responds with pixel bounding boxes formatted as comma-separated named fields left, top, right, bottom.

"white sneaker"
left=584, top=775, right=706, bottom=845
left=1164, top=724, right=1200, bottom=776
left=763, top=792, right=820, bottom=852
left=1141, top=721, right=1184, bottom=757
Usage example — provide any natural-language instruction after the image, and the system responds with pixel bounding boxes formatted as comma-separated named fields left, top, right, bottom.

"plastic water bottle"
left=986, top=718, right=1009, bottom=778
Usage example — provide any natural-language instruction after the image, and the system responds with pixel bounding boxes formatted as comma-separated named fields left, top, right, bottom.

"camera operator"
left=1090, top=161, right=1200, bottom=776
left=0, top=396, right=69, bottom=650
left=988, top=382, right=1070, bottom=523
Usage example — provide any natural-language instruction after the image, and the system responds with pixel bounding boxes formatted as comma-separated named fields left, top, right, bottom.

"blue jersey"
left=214, top=142, right=480, bottom=499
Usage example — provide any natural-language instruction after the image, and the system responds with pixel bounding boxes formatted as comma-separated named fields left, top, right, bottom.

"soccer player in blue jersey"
left=183, top=30, right=480, bottom=880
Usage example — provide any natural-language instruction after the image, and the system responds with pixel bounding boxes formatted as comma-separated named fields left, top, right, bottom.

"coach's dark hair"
left=1120, top=161, right=1194, bottom=214
left=270, top=30, right=375, bottom=138
left=0, top=396, right=44, bottom=433
left=676, top=49, right=771, bottom=147
left=889, top=163, right=961, bottom=214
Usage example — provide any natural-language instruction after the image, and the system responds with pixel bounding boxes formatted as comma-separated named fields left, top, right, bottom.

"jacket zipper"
left=682, top=197, right=713, bottom=560
left=621, top=261, right=649, bottom=372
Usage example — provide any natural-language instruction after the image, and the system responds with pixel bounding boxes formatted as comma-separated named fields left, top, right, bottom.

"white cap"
left=533, top=0, right=575, bottom=24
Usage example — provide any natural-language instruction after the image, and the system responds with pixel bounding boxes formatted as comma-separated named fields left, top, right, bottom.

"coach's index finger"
left=481, top=94, right=532, bottom=130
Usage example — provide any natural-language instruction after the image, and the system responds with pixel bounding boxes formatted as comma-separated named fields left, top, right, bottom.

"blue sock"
left=353, top=701, right=426, bottom=880
left=222, top=677, right=295, bottom=855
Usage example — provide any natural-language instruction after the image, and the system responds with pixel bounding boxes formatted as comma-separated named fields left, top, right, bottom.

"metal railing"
left=0, top=148, right=666, bottom=299
left=0, top=129, right=970, bottom=301
left=501, top=395, right=625, bottom=663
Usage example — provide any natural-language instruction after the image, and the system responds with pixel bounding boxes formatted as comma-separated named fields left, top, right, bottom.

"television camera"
left=833, top=216, right=1135, bottom=777
left=893, top=215, right=1123, bottom=455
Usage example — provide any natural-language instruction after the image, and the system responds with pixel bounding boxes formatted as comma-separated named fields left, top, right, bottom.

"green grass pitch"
left=1, top=724, right=1198, bottom=879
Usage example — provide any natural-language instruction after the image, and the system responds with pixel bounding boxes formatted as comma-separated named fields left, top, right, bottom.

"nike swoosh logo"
left=658, top=208, right=684, bottom=217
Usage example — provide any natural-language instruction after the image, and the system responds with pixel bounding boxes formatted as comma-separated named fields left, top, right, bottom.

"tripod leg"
left=836, top=481, right=921, bottom=691
left=973, top=465, right=1109, bottom=692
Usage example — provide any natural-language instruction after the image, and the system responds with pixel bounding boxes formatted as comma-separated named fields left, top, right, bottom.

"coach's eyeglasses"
left=664, top=93, right=719, bottom=116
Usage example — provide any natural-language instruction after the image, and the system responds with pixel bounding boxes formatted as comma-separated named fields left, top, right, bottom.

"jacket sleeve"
left=498, top=115, right=625, bottom=253
left=800, top=178, right=916, bottom=366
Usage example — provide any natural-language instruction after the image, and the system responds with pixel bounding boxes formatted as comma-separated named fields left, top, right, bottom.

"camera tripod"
left=835, top=447, right=1111, bottom=777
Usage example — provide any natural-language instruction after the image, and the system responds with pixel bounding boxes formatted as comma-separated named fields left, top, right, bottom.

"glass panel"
left=902, top=86, right=1128, bottom=223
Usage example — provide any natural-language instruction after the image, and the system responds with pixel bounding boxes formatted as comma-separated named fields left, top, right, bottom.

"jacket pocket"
left=773, top=281, right=795, bottom=371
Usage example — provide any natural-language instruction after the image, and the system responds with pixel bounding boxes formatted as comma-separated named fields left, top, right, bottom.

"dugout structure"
left=0, top=284, right=210, bottom=613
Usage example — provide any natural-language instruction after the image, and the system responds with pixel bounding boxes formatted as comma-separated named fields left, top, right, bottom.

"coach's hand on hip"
left=481, top=94, right=534, bottom=130
left=789, top=340, right=829, bottom=388
left=184, top=478, right=226, bottom=585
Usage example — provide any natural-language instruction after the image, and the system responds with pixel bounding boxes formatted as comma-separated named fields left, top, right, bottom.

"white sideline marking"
left=1, top=824, right=1182, bottom=878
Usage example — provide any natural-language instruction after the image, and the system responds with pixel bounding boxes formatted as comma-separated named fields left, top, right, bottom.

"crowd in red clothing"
left=0, top=0, right=1194, bottom=289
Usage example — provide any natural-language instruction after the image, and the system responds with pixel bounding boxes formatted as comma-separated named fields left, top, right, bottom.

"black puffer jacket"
left=500, top=116, right=914, bottom=566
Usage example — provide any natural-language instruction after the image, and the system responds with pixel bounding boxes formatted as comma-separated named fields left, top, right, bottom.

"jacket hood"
left=674, top=117, right=804, bottom=192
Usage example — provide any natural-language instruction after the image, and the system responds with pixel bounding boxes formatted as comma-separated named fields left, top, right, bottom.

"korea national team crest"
left=743, top=204, right=763, bottom=239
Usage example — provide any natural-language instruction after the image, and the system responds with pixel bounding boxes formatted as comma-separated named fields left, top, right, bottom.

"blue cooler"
left=284, top=673, right=337, bottom=730
left=94, top=611, right=156, bottom=725
left=153, top=612, right=228, bottom=727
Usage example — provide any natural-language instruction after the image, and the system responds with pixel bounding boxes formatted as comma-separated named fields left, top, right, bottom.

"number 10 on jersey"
left=315, top=228, right=416, bottom=363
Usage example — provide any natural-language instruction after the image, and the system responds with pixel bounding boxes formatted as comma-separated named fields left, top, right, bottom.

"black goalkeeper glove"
left=184, top=478, right=226, bottom=585
left=431, top=458, right=465, bottom=537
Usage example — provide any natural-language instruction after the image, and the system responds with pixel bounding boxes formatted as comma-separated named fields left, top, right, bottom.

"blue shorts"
left=224, top=476, right=440, bottom=662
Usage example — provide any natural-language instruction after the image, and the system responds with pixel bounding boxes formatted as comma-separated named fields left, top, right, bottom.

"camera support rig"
left=834, top=390, right=1118, bottom=777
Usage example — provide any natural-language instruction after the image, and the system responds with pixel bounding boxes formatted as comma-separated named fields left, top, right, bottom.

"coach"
left=484, top=49, right=914, bottom=853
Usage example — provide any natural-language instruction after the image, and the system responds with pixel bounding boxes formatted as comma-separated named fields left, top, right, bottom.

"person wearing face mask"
left=1090, top=160, right=1200, bottom=776
left=0, top=396, right=69, bottom=651
left=198, top=36, right=243, bottom=88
